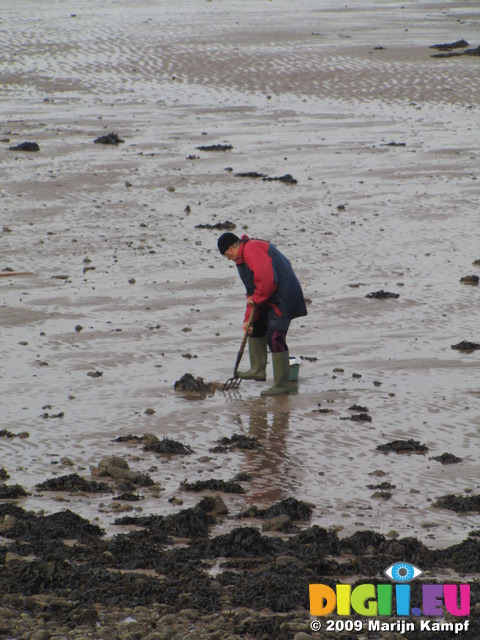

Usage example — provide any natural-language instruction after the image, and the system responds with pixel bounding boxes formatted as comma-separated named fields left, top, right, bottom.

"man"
left=218, top=232, right=307, bottom=395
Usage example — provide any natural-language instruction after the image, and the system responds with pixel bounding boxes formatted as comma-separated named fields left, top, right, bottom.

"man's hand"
left=243, top=321, right=253, bottom=335
left=246, top=296, right=254, bottom=306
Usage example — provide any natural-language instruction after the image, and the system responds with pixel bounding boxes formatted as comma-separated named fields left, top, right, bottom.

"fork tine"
left=223, top=376, right=241, bottom=391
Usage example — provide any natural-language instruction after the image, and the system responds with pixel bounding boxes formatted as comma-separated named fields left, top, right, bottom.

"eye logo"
left=384, top=562, right=423, bottom=583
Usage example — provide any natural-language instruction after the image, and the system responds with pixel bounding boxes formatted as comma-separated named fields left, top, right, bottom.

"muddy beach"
left=1, top=0, right=480, bottom=637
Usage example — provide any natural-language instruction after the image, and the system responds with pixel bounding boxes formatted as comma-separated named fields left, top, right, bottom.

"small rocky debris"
left=93, top=132, right=124, bottom=145
left=377, top=439, right=428, bottom=454
left=451, top=340, right=480, bottom=353
left=262, top=514, right=293, bottom=532
left=91, top=456, right=154, bottom=487
left=180, top=478, right=247, bottom=494
left=431, top=452, right=463, bottom=464
left=195, top=220, right=236, bottom=231
left=173, top=373, right=215, bottom=395
left=460, top=274, right=479, bottom=285
left=36, top=473, right=112, bottom=493
left=365, top=290, right=400, bottom=299
left=8, top=141, right=40, bottom=151
left=196, top=144, right=232, bottom=151
left=434, top=494, right=480, bottom=513
left=87, top=370, right=103, bottom=378
left=380, top=141, right=406, bottom=147
left=210, top=433, right=260, bottom=453
left=0, top=468, right=10, bottom=480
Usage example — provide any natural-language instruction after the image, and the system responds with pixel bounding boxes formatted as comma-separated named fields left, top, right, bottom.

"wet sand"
left=1, top=0, right=480, bottom=635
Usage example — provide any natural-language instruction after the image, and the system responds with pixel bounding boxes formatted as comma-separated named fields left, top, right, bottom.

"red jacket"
left=235, top=235, right=307, bottom=328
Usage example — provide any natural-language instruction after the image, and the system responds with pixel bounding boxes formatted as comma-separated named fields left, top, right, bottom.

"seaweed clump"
left=36, top=473, right=111, bottom=493
left=377, top=439, right=428, bottom=454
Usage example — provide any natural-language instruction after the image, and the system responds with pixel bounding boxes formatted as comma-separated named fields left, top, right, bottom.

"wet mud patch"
left=377, top=439, right=428, bottom=454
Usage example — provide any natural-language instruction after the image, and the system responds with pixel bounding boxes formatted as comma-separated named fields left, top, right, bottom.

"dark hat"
left=217, top=232, right=240, bottom=255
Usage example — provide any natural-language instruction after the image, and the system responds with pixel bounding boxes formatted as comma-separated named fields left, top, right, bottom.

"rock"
left=1, top=514, right=16, bottom=530
left=5, top=552, right=35, bottom=565
left=96, top=456, right=130, bottom=475
left=262, top=514, right=291, bottom=531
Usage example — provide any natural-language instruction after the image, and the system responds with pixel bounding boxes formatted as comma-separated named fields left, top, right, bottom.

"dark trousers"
left=251, top=305, right=289, bottom=353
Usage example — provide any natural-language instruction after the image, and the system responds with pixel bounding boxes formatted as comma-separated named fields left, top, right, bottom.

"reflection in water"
left=242, top=401, right=292, bottom=506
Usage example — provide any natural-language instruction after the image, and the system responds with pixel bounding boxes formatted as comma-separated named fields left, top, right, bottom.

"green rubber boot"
left=261, top=351, right=290, bottom=396
left=237, top=337, right=267, bottom=381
